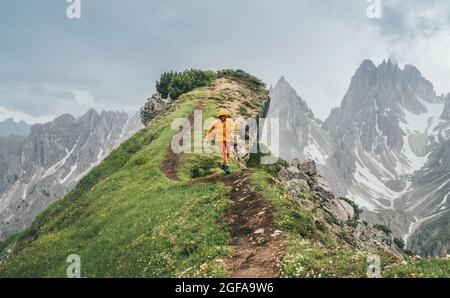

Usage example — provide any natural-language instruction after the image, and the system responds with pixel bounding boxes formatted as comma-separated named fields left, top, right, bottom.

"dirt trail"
left=225, top=178, right=284, bottom=277
left=161, top=93, right=285, bottom=278
left=161, top=98, right=206, bottom=181
left=198, top=173, right=285, bottom=277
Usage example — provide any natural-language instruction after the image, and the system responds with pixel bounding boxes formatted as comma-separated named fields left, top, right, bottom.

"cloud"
left=0, top=80, right=137, bottom=123
left=376, top=0, right=450, bottom=41
left=367, top=0, right=450, bottom=96
left=0, top=106, right=56, bottom=124
left=0, top=0, right=449, bottom=121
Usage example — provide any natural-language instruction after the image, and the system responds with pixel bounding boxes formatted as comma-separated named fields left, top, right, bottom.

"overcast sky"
left=1, top=0, right=449, bottom=123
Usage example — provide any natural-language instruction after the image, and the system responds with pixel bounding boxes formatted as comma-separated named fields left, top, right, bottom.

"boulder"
left=284, top=179, right=309, bottom=198
left=313, top=175, right=335, bottom=198
left=279, top=164, right=310, bottom=181
left=297, top=160, right=317, bottom=176
left=324, top=199, right=354, bottom=224
left=140, top=93, right=170, bottom=126
left=278, top=161, right=311, bottom=198
left=339, top=199, right=355, bottom=219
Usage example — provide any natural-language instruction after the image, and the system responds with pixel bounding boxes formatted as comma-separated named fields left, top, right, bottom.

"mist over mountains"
left=0, top=118, right=30, bottom=137
left=264, top=59, right=450, bottom=257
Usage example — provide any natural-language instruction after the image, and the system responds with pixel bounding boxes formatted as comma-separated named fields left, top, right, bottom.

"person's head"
left=217, top=109, right=229, bottom=122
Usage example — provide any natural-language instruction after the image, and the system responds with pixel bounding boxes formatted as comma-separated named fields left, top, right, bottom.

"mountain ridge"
left=265, top=60, right=449, bottom=257
left=0, top=108, right=142, bottom=241
left=0, top=72, right=447, bottom=277
left=0, top=118, right=30, bottom=138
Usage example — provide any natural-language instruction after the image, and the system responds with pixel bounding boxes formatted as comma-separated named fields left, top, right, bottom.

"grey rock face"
left=442, top=94, right=450, bottom=120
left=0, top=118, right=30, bottom=137
left=278, top=160, right=311, bottom=198
left=0, top=109, right=143, bottom=241
left=277, top=160, right=351, bottom=221
left=298, top=160, right=318, bottom=176
left=327, top=60, right=448, bottom=257
left=277, top=159, right=402, bottom=255
left=407, top=209, right=449, bottom=257
left=261, top=77, right=347, bottom=195
left=140, top=93, right=171, bottom=126
left=264, top=60, right=449, bottom=256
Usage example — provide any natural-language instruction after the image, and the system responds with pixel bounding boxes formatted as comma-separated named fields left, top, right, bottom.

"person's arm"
left=204, top=120, right=216, bottom=142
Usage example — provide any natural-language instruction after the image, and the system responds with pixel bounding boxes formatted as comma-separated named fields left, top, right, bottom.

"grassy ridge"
left=0, top=88, right=233, bottom=277
left=250, top=171, right=449, bottom=278
left=0, top=77, right=448, bottom=278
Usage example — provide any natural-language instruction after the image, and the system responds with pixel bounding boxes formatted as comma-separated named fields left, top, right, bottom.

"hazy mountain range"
left=0, top=118, right=30, bottom=137
left=264, top=59, right=449, bottom=257
left=1, top=60, right=448, bottom=257
left=0, top=109, right=143, bottom=240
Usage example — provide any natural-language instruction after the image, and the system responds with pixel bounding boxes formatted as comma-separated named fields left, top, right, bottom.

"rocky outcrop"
left=278, top=160, right=353, bottom=223
left=276, top=159, right=403, bottom=255
left=140, top=93, right=171, bottom=126
left=0, top=110, right=143, bottom=241
left=325, top=198, right=355, bottom=224
left=279, top=159, right=336, bottom=201
left=278, top=163, right=310, bottom=198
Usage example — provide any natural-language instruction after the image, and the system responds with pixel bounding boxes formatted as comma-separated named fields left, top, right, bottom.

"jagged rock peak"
left=29, top=114, right=74, bottom=134
left=356, top=59, right=424, bottom=77
left=54, top=113, right=76, bottom=123
left=403, top=64, right=422, bottom=77
left=358, top=59, right=377, bottom=71
left=274, top=76, right=292, bottom=90
left=379, top=57, right=399, bottom=68
left=0, top=118, right=31, bottom=137
left=0, top=109, right=142, bottom=241
left=80, top=108, right=101, bottom=122
left=85, top=108, right=99, bottom=116
left=272, top=76, right=315, bottom=119
left=2, top=118, right=28, bottom=125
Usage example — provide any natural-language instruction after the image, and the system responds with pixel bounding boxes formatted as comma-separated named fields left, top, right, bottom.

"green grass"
left=249, top=170, right=449, bottom=278
left=176, top=95, right=240, bottom=181
left=250, top=170, right=375, bottom=278
left=0, top=87, right=232, bottom=278
left=382, top=258, right=450, bottom=278
left=0, top=77, right=448, bottom=278
left=280, top=238, right=403, bottom=278
left=281, top=239, right=367, bottom=278
left=250, top=171, right=334, bottom=246
left=0, top=233, right=20, bottom=255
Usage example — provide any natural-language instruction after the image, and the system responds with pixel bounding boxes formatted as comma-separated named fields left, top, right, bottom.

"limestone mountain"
left=264, top=60, right=449, bottom=257
left=262, top=77, right=346, bottom=195
left=0, top=118, right=30, bottom=137
left=0, top=109, right=142, bottom=241
left=0, top=72, right=446, bottom=278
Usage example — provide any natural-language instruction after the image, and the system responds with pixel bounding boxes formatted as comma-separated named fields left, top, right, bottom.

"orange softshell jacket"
left=206, top=118, right=238, bottom=143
